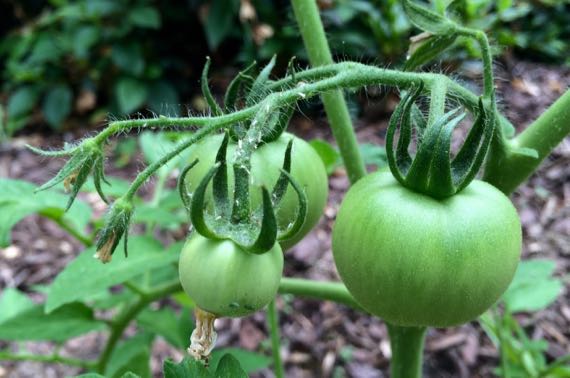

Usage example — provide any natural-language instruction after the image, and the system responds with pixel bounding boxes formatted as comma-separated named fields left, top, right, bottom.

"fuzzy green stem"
left=427, top=79, right=447, bottom=125
left=387, top=324, right=427, bottom=378
left=483, top=89, right=570, bottom=194
left=290, top=0, right=366, bottom=184
left=0, top=351, right=96, bottom=369
left=457, top=28, right=495, bottom=101
left=267, top=299, right=285, bottom=378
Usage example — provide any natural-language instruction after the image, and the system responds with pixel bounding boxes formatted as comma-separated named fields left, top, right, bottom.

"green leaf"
left=106, top=333, right=153, bottom=378
left=502, top=259, right=563, bottom=313
left=405, top=33, right=457, bottom=71
left=42, top=84, right=73, bottom=128
left=137, top=308, right=192, bottom=349
left=0, top=302, right=105, bottom=341
left=359, top=143, right=387, bottom=169
left=112, top=45, right=145, bottom=76
left=7, top=86, right=39, bottom=118
left=129, top=6, right=161, bottom=29
left=75, top=374, right=107, bottom=378
left=0, top=288, right=35, bottom=323
left=147, top=81, right=179, bottom=114
left=210, top=348, right=271, bottom=374
left=309, top=139, right=341, bottom=175
left=46, top=236, right=179, bottom=313
left=73, top=26, right=100, bottom=58
left=163, top=358, right=210, bottom=378
left=133, top=204, right=185, bottom=230
left=204, top=0, right=240, bottom=50
left=403, top=0, right=457, bottom=34
left=214, top=354, right=248, bottom=377
left=0, top=178, right=91, bottom=247
left=115, top=78, right=147, bottom=114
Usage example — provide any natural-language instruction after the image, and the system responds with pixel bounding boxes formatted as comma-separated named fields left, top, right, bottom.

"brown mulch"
left=0, top=60, right=569, bottom=377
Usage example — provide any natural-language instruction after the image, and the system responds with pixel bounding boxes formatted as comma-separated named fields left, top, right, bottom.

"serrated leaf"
left=0, top=303, right=105, bottom=341
left=210, top=348, right=271, bottom=374
left=106, top=333, right=153, bottom=378
left=163, top=358, right=210, bottom=378
left=46, top=236, right=179, bottom=313
left=42, top=84, right=73, bottom=128
left=214, top=354, right=248, bottom=377
left=0, top=178, right=91, bottom=247
left=403, top=0, right=457, bottom=34
left=115, top=78, right=147, bottom=114
left=0, top=288, right=35, bottom=323
left=502, top=259, right=563, bottom=313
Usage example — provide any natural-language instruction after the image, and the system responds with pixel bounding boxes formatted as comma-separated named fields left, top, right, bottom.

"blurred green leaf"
left=502, top=259, right=562, bottom=312
left=137, top=308, right=192, bottom=349
left=163, top=358, right=209, bottom=378
left=129, top=6, right=161, bottom=29
left=309, top=139, right=341, bottom=175
left=46, top=236, right=179, bottom=313
left=359, top=143, right=387, bottom=169
left=147, top=81, right=179, bottom=115
left=42, top=84, right=73, bottom=128
left=0, top=303, right=105, bottom=342
left=0, top=288, right=35, bottom=323
left=204, top=0, right=240, bottom=50
left=7, top=86, right=39, bottom=119
left=0, top=178, right=91, bottom=247
left=106, top=333, right=153, bottom=378
left=115, top=78, right=147, bottom=114
left=112, top=45, right=145, bottom=76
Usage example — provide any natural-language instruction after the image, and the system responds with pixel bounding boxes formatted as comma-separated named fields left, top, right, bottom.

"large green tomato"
left=332, top=171, right=521, bottom=327
left=179, top=233, right=283, bottom=317
left=186, top=132, right=328, bottom=250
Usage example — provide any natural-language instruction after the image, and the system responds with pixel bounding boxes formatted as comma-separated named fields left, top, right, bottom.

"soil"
left=0, top=60, right=569, bottom=378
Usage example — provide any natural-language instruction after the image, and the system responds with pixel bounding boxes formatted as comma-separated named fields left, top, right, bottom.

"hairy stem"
left=267, top=299, right=285, bottom=378
left=387, top=324, right=427, bottom=378
left=290, top=0, right=366, bottom=184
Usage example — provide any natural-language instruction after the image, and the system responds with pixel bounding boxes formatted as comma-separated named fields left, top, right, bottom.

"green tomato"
left=186, top=132, right=328, bottom=250
left=332, top=171, right=521, bottom=327
left=179, top=232, right=283, bottom=317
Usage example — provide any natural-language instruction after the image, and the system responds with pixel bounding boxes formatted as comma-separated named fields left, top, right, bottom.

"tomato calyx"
left=386, top=83, right=495, bottom=199
left=94, top=196, right=134, bottom=263
left=179, top=132, right=307, bottom=254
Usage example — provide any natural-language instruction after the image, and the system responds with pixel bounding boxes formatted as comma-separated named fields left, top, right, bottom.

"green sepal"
left=189, top=163, right=223, bottom=240
left=201, top=57, right=223, bottom=117
left=178, top=159, right=200, bottom=212
left=275, top=169, right=307, bottom=243
left=405, top=32, right=458, bottom=71
left=405, top=108, right=462, bottom=195
left=64, top=154, right=96, bottom=211
left=231, top=163, right=251, bottom=223
left=247, top=187, right=278, bottom=254
left=403, top=0, right=457, bottom=35
left=34, top=151, right=88, bottom=193
left=271, top=139, right=293, bottom=206
left=246, top=55, right=276, bottom=107
left=224, top=61, right=257, bottom=112
left=95, top=197, right=133, bottom=263
left=92, top=156, right=109, bottom=204
left=25, top=143, right=77, bottom=157
left=452, top=98, right=493, bottom=192
left=213, top=132, right=230, bottom=217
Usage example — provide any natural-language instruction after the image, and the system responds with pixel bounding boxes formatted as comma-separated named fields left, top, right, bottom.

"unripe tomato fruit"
left=179, top=233, right=283, bottom=317
left=332, top=172, right=521, bottom=327
left=186, top=132, right=328, bottom=250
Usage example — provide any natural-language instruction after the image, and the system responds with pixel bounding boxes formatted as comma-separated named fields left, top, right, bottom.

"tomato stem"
left=290, top=0, right=366, bottom=184
left=387, top=324, right=427, bottom=378
left=267, top=299, right=285, bottom=378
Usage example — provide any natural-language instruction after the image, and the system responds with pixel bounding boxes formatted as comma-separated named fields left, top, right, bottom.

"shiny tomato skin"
left=179, top=233, right=283, bottom=317
left=186, top=132, right=328, bottom=250
left=332, top=171, right=521, bottom=327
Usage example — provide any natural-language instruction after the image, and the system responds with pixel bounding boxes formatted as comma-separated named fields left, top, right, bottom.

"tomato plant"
left=184, top=132, right=328, bottom=249
left=332, top=171, right=522, bottom=327
left=179, top=232, right=283, bottom=317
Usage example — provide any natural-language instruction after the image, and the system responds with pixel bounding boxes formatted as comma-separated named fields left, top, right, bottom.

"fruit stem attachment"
left=387, top=324, right=427, bottom=378
left=267, top=299, right=285, bottom=378
left=188, top=307, right=218, bottom=364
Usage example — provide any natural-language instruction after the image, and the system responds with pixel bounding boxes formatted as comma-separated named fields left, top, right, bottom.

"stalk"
left=267, top=299, right=285, bottom=378
left=290, top=0, right=366, bottom=184
left=387, top=324, right=427, bottom=378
